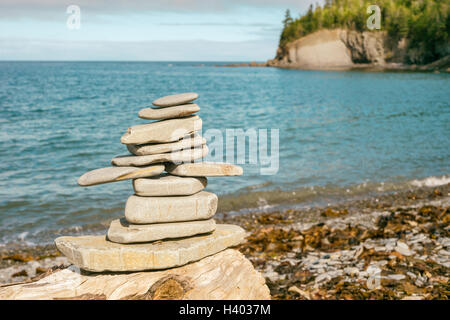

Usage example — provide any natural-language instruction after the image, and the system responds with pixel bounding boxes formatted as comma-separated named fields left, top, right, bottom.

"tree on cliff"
left=279, top=0, right=449, bottom=64
left=283, top=9, right=293, bottom=28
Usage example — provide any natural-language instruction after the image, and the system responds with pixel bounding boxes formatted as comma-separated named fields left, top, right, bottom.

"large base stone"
left=0, top=249, right=270, bottom=300
left=107, top=218, right=216, bottom=243
left=54, top=224, right=245, bottom=272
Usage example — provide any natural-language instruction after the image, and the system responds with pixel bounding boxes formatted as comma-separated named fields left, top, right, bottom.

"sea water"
left=0, top=61, right=449, bottom=245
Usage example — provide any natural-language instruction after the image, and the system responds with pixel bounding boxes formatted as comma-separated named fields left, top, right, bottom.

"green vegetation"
left=280, top=0, right=449, bottom=64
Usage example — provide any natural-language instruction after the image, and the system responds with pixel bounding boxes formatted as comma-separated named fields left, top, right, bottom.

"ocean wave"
left=410, top=175, right=450, bottom=187
left=219, top=175, right=449, bottom=213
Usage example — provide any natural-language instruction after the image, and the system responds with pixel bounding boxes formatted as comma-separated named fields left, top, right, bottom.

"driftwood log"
left=0, top=249, right=270, bottom=300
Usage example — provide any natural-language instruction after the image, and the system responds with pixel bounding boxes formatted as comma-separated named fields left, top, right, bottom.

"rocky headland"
left=266, top=29, right=450, bottom=72
left=220, top=29, right=449, bottom=72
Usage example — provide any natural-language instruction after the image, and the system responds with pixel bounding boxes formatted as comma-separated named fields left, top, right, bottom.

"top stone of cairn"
left=152, top=92, right=198, bottom=107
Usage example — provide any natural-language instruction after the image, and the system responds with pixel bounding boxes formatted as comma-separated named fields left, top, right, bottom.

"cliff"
left=267, top=29, right=450, bottom=71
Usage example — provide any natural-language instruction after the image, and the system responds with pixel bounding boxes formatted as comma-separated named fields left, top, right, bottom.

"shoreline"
left=1, top=183, right=449, bottom=299
left=217, top=60, right=450, bottom=73
left=2, top=175, right=449, bottom=248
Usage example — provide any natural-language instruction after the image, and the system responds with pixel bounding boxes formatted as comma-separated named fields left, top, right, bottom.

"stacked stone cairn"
left=55, top=92, right=246, bottom=272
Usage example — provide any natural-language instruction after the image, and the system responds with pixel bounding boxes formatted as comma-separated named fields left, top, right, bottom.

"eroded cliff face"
left=268, top=29, right=399, bottom=69
left=341, top=30, right=387, bottom=64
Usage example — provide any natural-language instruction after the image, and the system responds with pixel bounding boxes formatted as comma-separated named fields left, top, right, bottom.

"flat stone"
left=127, top=134, right=206, bottom=156
left=395, top=241, right=414, bottom=256
left=387, top=274, right=406, bottom=281
left=112, top=145, right=208, bottom=167
left=139, top=104, right=200, bottom=120
left=125, top=191, right=218, bottom=224
left=54, top=224, right=245, bottom=272
left=344, top=267, right=360, bottom=276
left=133, top=174, right=207, bottom=196
left=166, top=162, right=243, bottom=177
left=77, top=165, right=165, bottom=186
left=153, top=92, right=198, bottom=108
left=120, top=115, right=202, bottom=145
left=107, top=218, right=216, bottom=244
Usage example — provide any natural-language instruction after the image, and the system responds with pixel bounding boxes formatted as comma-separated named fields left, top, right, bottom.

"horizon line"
left=0, top=60, right=266, bottom=63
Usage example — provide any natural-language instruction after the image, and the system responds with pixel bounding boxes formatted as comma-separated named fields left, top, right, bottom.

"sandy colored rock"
left=77, top=165, right=165, bottom=186
left=0, top=249, right=270, bottom=300
left=120, top=115, right=202, bottom=145
left=107, top=218, right=216, bottom=244
left=53, top=224, right=244, bottom=272
left=127, top=134, right=206, bottom=156
left=112, top=145, right=208, bottom=167
left=153, top=92, right=198, bottom=108
left=283, top=29, right=353, bottom=68
left=133, top=174, right=207, bottom=196
left=166, top=162, right=243, bottom=177
left=269, top=29, right=388, bottom=70
left=125, top=191, right=218, bottom=224
left=139, top=104, right=200, bottom=120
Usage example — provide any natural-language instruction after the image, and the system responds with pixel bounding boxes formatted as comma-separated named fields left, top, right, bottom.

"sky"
left=0, top=0, right=316, bottom=61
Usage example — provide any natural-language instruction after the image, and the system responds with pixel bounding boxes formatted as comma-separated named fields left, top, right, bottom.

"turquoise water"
left=0, top=61, right=449, bottom=245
